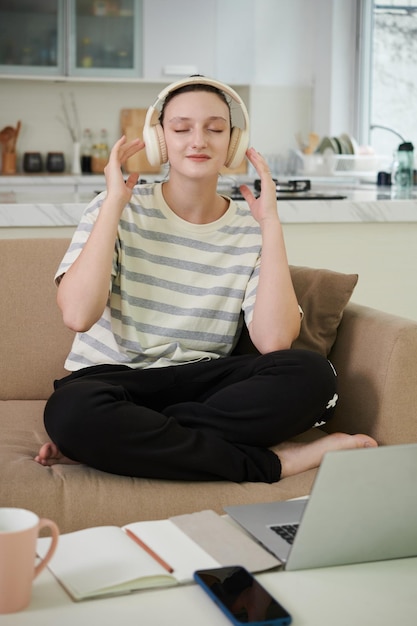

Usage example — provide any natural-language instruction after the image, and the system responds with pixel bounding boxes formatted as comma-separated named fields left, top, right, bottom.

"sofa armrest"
left=326, top=302, right=417, bottom=444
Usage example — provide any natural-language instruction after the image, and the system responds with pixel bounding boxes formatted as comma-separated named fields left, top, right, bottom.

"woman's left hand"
left=240, top=148, right=300, bottom=352
left=239, top=148, right=278, bottom=225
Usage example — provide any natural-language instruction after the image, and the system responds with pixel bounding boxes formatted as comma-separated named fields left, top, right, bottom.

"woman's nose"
left=191, top=127, right=207, bottom=148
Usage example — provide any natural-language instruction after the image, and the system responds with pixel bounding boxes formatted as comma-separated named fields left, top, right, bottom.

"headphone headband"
left=143, top=76, right=250, bottom=169
left=150, top=75, right=248, bottom=116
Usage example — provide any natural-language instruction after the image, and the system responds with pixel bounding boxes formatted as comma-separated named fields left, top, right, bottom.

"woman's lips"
left=187, top=154, right=210, bottom=161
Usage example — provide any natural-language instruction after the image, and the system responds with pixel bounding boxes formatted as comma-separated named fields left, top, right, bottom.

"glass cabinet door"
left=69, top=0, right=142, bottom=77
left=0, top=0, right=142, bottom=78
left=0, top=0, right=64, bottom=75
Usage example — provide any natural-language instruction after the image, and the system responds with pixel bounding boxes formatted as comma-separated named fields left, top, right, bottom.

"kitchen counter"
left=0, top=175, right=102, bottom=228
left=0, top=175, right=416, bottom=227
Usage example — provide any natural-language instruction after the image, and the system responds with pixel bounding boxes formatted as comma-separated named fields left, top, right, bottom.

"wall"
left=249, top=0, right=357, bottom=140
left=308, top=0, right=358, bottom=138
left=0, top=79, right=175, bottom=171
left=283, top=222, right=417, bottom=322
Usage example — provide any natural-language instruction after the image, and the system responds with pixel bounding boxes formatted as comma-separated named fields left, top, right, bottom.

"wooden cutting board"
left=120, top=108, right=161, bottom=174
left=120, top=108, right=247, bottom=175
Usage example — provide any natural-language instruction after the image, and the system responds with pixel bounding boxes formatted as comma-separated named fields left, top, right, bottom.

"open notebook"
left=37, top=509, right=279, bottom=601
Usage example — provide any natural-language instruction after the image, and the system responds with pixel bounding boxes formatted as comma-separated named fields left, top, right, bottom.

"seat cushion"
left=0, top=400, right=323, bottom=534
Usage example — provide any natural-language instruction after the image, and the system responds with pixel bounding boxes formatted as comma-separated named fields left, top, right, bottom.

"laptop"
left=224, top=443, right=417, bottom=570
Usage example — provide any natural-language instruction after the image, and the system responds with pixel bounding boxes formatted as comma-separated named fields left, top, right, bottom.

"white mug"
left=0, top=508, right=59, bottom=614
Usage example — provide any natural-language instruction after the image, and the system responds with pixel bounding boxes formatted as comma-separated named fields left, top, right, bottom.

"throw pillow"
left=289, top=265, right=358, bottom=356
left=233, top=266, right=358, bottom=357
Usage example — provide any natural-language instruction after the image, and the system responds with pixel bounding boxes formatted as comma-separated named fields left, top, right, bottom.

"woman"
left=36, top=77, right=377, bottom=481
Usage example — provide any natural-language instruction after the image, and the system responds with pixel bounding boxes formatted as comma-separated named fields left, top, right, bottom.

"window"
left=359, top=1, right=417, bottom=158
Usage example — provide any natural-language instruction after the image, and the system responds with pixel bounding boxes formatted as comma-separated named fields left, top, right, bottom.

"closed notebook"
left=37, top=510, right=279, bottom=601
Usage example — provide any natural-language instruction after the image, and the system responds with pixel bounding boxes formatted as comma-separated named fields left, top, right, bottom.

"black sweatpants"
left=44, top=349, right=337, bottom=483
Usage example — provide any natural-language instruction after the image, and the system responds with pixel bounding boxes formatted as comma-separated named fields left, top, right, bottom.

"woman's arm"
left=57, top=137, right=145, bottom=332
left=239, top=148, right=301, bottom=354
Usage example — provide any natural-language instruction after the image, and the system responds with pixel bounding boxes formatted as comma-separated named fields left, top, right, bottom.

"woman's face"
left=162, top=90, right=231, bottom=178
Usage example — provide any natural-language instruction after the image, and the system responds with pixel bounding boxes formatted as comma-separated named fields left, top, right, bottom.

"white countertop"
left=1, top=175, right=416, bottom=227
left=2, top=557, right=417, bottom=626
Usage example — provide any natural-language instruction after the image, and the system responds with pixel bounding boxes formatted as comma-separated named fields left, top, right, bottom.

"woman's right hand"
left=104, top=135, right=145, bottom=206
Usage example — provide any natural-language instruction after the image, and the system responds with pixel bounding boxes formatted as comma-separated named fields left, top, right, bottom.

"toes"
left=354, top=434, right=378, bottom=448
left=34, top=442, right=60, bottom=465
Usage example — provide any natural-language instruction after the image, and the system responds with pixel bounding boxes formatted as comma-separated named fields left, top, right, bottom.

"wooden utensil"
left=0, top=121, right=21, bottom=153
left=0, top=122, right=21, bottom=174
left=0, top=126, right=15, bottom=152
left=12, top=121, right=21, bottom=151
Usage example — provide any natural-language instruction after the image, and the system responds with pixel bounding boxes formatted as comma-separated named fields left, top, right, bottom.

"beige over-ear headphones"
left=143, top=76, right=250, bottom=169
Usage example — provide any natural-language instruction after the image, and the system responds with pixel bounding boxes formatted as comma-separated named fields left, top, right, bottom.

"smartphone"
left=194, top=566, right=292, bottom=626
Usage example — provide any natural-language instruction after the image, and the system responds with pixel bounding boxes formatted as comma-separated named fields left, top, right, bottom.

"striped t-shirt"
left=57, top=182, right=262, bottom=371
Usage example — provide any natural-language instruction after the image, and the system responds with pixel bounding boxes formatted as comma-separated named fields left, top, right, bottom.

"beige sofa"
left=1, top=237, right=417, bottom=534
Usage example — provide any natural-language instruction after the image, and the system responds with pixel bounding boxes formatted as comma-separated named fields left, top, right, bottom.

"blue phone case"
left=194, top=567, right=292, bottom=626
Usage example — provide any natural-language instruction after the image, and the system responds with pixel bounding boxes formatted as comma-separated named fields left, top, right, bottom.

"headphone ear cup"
left=154, top=124, right=168, bottom=164
left=143, top=119, right=168, bottom=166
left=225, top=126, right=248, bottom=169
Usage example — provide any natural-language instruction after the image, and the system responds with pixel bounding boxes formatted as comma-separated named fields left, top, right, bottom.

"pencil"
left=125, top=528, right=174, bottom=573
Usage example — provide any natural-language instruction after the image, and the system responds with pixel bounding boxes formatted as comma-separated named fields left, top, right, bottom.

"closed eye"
left=173, top=127, right=224, bottom=133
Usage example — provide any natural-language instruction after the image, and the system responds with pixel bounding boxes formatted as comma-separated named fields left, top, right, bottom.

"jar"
left=46, top=152, right=65, bottom=173
left=23, top=152, right=42, bottom=173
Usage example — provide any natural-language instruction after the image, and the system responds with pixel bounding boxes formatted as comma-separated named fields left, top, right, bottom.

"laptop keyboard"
left=270, top=523, right=299, bottom=545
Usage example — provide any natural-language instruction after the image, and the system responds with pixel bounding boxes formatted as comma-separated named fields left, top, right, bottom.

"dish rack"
left=300, top=153, right=391, bottom=177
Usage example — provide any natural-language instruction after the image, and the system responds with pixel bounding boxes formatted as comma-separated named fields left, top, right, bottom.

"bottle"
left=92, top=129, right=109, bottom=173
left=394, top=142, right=414, bottom=190
left=98, top=129, right=109, bottom=161
left=80, top=129, right=93, bottom=174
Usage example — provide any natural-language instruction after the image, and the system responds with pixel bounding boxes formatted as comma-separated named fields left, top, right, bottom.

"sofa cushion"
left=0, top=399, right=322, bottom=533
left=290, top=265, right=358, bottom=356
left=234, top=266, right=358, bottom=357
left=0, top=238, right=73, bottom=400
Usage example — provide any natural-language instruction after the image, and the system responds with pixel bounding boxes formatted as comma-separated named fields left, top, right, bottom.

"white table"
left=1, top=556, right=416, bottom=626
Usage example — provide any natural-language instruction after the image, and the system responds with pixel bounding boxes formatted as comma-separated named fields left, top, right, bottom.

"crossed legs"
left=35, top=350, right=377, bottom=481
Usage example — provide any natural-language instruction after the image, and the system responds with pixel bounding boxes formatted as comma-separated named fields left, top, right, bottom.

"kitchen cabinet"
left=69, top=0, right=142, bottom=78
left=0, top=0, right=63, bottom=76
left=142, top=0, right=254, bottom=84
left=0, top=0, right=254, bottom=83
left=0, top=0, right=142, bottom=78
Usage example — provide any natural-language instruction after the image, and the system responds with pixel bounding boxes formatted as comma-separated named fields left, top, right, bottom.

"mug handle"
left=34, top=518, right=59, bottom=579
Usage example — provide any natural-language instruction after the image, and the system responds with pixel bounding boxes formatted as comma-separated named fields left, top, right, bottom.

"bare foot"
left=275, top=432, right=378, bottom=479
left=34, top=442, right=80, bottom=467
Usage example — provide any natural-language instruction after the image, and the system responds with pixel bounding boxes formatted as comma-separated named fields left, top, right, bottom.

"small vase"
left=71, top=142, right=81, bottom=175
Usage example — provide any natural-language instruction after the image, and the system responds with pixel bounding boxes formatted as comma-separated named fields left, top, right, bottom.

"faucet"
left=370, top=124, right=406, bottom=143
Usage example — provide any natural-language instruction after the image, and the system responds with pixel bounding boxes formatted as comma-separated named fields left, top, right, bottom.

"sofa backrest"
left=1, top=238, right=73, bottom=400
left=0, top=237, right=357, bottom=401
